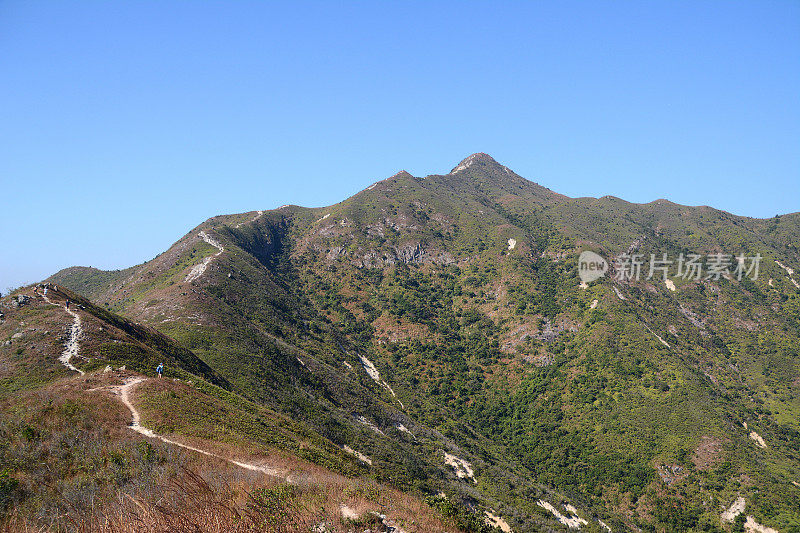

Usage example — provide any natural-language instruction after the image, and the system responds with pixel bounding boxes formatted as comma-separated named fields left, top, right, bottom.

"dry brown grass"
left=2, top=465, right=463, bottom=533
left=1, top=373, right=463, bottom=533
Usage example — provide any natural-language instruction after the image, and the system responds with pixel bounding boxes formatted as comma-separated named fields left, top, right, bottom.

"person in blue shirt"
left=156, top=363, right=163, bottom=378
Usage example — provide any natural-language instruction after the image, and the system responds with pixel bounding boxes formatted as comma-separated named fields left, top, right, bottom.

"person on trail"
left=65, top=299, right=70, bottom=310
left=156, top=363, right=164, bottom=378
left=43, top=286, right=48, bottom=296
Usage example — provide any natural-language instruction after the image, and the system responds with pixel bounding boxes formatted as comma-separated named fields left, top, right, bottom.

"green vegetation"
left=27, top=154, right=800, bottom=531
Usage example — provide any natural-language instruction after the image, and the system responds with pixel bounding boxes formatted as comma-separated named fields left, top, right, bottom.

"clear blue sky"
left=2, top=1, right=798, bottom=291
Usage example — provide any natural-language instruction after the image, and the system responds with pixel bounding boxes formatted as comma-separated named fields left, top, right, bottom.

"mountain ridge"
left=47, top=153, right=799, bottom=291
left=13, top=152, right=800, bottom=531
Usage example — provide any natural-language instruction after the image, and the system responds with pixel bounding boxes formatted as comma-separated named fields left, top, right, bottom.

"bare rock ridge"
left=389, top=170, right=413, bottom=179
left=449, top=152, right=501, bottom=173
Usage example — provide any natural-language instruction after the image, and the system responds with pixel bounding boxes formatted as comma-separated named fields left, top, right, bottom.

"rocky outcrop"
left=394, top=242, right=425, bottom=263
left=2, top=294, right=31, bottom=310
left=338, top=243, right=456, bottom=268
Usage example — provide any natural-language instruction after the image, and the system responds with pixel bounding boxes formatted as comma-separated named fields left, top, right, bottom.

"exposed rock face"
left=327, top=246, right=346, bottom=261
left=2, top=294, right=31, bottom=310
left=341, top=243, right=455, bottom=268
left=395, top=242, right=425, bottom=263
left=450, top=152, right=499, bottom=173
left=355, top=250, right=394, bottom=268
left=392, top=243, right=454, bottom=266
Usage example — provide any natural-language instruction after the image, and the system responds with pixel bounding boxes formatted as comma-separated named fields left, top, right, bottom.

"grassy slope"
left=0, top=289, right=475, bottom=532
left=0, top=372, right=467, bottom=532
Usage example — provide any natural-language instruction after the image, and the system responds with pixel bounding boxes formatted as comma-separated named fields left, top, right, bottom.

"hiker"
left=43, top=285, right=48, bottom=296
left=65, top=299, right=70, bottom=310
left=156, top=363, right=164, bottom=378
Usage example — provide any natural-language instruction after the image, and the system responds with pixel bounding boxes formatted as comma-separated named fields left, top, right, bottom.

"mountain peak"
left=449, top=152, right=499, bottom=174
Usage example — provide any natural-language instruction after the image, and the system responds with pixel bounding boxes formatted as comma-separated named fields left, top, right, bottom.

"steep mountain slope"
left=0, top=285, right=225, bottom=391
left=0, top=287, right=476, bottom=532
left=42, top=153, right=800, bottom=531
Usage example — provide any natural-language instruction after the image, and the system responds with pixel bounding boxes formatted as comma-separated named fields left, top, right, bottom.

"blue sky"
left=1, top=1, right=798, bottom=291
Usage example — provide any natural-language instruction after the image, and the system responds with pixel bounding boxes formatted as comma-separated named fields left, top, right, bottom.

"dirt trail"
left=185, top=231, right=225, bottom=282
left=775, top=260, right=800, bottom=289
left=30, top=286, right=416, bottom=531
left=36, top=287, right=410, bottom=530
left=643, top=323, right=670, bottom=348
left=114, top=377, right=287, bottom=479
left=235, top=210, right=264, bottom=228
left=42, top=294, right=85, bottom=375
left=114, top=377, right=410, bottom=531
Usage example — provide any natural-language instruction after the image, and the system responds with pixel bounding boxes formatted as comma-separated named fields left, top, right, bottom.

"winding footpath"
left=185, top=230, right=225, bottom=283
left=113, top=378, right=408, bottom=531
left=36, top=288, right=409, bottom=531
left=41, top=290, right=285, bottom=479
left=114, top=377, right=287, bottom=478
left=235, top=210, right=264, bottom=228
left=775, top=260, right=800, bottom=289
left=42, top=294, right=85, bottom=375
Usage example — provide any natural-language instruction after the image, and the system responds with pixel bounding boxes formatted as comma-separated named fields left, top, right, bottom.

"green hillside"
left=34, top=153, right=800, bottom=531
